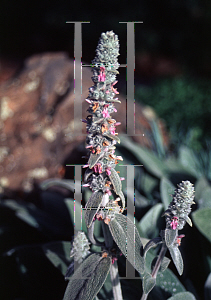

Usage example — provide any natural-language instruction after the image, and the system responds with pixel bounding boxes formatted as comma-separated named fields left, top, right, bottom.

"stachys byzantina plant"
left=63, top=30, right=195, bottom=300
left=63, top=30, right=144, bottom=300
left=140, top=181, right=195, bottom=300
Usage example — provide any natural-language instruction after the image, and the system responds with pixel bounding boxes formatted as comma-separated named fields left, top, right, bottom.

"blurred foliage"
left=1, top=135, right=211, bottom=299
left=136, top=76, right=211, bottom=151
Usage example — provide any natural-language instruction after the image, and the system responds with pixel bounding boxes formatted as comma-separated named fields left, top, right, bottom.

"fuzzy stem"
left=110, top=260, right=123, bottom=300
left=140, top=243, right=167, bottom=300
left=151, top=243, right=167, bottom=278
left=102, top=223, right=123, bottom=300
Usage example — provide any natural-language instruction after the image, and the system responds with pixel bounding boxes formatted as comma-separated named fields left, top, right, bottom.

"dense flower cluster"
left=164, top=180, right=195, bottom=230
left=83, top=31, right=125, bottom=225
left=70, top=232, right=90, bottom=264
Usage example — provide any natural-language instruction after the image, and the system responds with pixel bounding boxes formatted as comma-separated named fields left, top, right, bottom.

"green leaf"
left=192, top=208, right=211, bottom=243
left=139, top=203, right=163, bottom=239
left=84, top=191, right=103, bottom=228
left=195, top=177, right=210, bottom=201
left=198, top=186, right=211, bottom=209
left=143, top=272, right=156, bottom=294
left=1, top=200, right=39, bottom=228
left=160, top=177, right=175, bottom=210
left=108, top=213, right=145, bottom=274
left=42, top=241, right=72, bottom=276
left=151, top=256, right=171, bottom=273
left=179, top=146, right=201, bottom=178
left=205, top=273, right=211, bottom=300
left=108, top=168, right=125, bottom=209
left=168, top=246, right=184, bottom=276
left=63, top=253, right=111, bottom=300
left=40, top=179, right=75, bottom=191
left=167, top=291, right=196, bottom=300
left=145, top=251, right=186, bottom=296
left=165, top=229, right=177, bottom=248
left=119, top=135, right=167, bottom=178
left=142, top=237, right=163, bottom=258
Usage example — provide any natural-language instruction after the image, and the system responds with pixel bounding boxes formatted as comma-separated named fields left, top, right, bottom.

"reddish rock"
left=0, top=52, right=169, bottom=193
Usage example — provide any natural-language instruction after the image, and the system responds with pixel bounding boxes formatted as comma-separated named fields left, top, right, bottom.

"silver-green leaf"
left=168, top=245, right=184, bottom=276
left=88, top=153, right=103, bottom=169
left=85, top=191, right=103, bottom=228
left=108, top=213, right=145, bottom=274
left=167, top=291, right=196, bottom=300
left=109, top=168, right=122, bottom=195
left=165, top=229, right=177, bottom=248
left=63, top=253, right=111, bottom=300
left=143, top=272, right=156, bottom=294
left=151, top=256, right=171, bottom=273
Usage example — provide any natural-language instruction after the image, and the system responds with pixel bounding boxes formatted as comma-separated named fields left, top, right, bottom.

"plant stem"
left=102, top=222, right=123, bottom=300
left=151, top=243, right=167, bottom=278
left=110, top=260, right=123, bottom=300
left=140, top=243, right=167, bottom=300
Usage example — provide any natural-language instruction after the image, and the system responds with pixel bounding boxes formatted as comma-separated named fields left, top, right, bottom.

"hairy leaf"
left=184, top=215, right=192, bottom=227
left=104, top=132, right=120, bottom=143
left=85, top=191, right=103, bottom=228
left=88, top=153, right=104, bottom=169
left=192, top=208, right=211, bottom=243
left=63, top=253, right=111, bottom=300
left=119, top=135, right=167, bottom=178
left=165, top=229, right=177, bottom=248
left=42, top=241, right=71, bottom=276
left=139, top=203, right=163, bottom=239
left=40, top=179, right=75, bottom=192
left=167, top=291, right=196, bottom=300
left=143, top=272, right=156, bottom=294
left=168, top=246, right=184, bottom=276
left=142, top=237, right=163, bottom=258
left=108, top=213, right=145, bottom=274
left=179, top=146, right=201, bottom=178
left=151, top=256, right=171, bottom=273
left=84, top=168, right=93, bottom=183
left=160, top=177, right=175, bottom=210
left=109, top=168, right=122, bottom=195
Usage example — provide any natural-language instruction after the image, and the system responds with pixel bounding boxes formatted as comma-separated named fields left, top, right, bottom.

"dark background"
left=1, top=0, right=211, bottom=147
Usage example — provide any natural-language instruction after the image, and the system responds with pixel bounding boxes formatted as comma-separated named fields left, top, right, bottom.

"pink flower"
left=98, top=67, right=106, bottom=82
left=112, top=257, right=118, bottom=264
left=170, top=216, right=178, bottom=230
left=115, top=122, right=121, bottom=126
left=106, top=167, right=111, bottom=176
left=113, top=108, right=117, bottom=113
left=93, top=163, right=102, bottom=173
left=111, top=80, right=118, bottom=86
left=102, top=108, right=110, bottom=118
left=110, top=127, right=116, bottom=135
